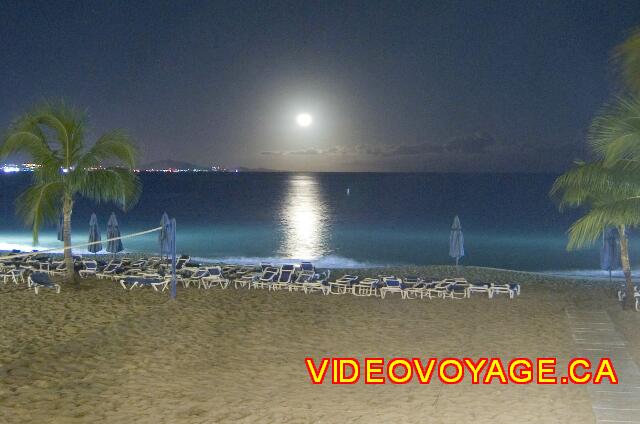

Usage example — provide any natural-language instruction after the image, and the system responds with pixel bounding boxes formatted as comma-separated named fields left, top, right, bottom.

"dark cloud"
left=289, top=148, right=322, bottom=155
left=444, top=132, right=496, bottom=154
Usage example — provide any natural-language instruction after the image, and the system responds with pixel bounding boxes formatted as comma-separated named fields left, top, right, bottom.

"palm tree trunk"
left=617, top=225, right=635, bottom=310
left=63, top=194, right=74, bottom=283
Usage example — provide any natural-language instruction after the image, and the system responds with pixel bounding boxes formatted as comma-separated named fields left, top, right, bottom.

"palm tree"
left=552, top=95, right=640, bottom=310
left=0, top=101, right=141, bottom=282
left=551, top=159, right=640, bottom=310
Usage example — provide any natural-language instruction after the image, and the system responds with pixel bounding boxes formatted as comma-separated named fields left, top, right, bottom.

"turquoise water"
left=0, top=172, right=625, bottom=271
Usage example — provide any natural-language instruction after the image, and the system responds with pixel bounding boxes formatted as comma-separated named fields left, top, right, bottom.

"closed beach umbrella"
left=449, top=215, right=464, bottom=266
left=106, top=212, right=123, bottom=257
left=87, top=213, right=102, bottom=255
left=600, top=227, right=620, bottom=283
left=159, top=212, right=170, bottom=258
left=56, top=214, right=64, bottom=242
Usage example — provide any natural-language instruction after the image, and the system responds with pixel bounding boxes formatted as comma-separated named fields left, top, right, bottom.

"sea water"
left=0, top=172, right=628, bottom=272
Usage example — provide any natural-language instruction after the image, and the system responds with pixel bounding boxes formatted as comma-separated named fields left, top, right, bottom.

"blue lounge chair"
left=252, top=266, right=279, bottom=289
left=297, top=262, right=315, bottom=280
left=28, top=272, right=61, bottom=294
left=351, top=277, right=381, bottom=297
left=119, top=276, right=168, bottom=291
left=234, top=269, right=261, bottom=289
left=79, top=260, right=98, bottom=278
left=271, top=264, right=296, bottom=291
left=329, top=274, right=359, bottom=294
left=97, top=260, right=122, bottom=279
left=201, top=266, right=229, bottom=289
left=185, top=268, right=210, bottom=288
left=301, top=270, right=332, bottom=295
left=380, top=277, right=405, bottom=299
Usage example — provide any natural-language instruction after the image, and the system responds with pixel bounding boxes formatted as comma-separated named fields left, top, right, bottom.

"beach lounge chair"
left=270, top=264, right=296, bottom=291
left=409, top=281, right=441, bottom=299
left=617, top=285, right=639, bottom=302
left=176, top=255, right=190, bottom=270
left=28, top=272, right=61, bottom=294
left=329, top=275, right=359, bottom=294
left=252, top=266, right=279, bottom=289
left=301, top=270, right=331, bottom=294
left=443, top=282, right=469, bottom=299
left=428, top=279, right=456, bottom=298
left=234, top=270, right=261, bottom=289
left=96, top=260, right=122, bottom=279
left=119, top=276, right=169, bottom=291
left=400, top=276, right=424, bottom=299
left=296, top=262, right=316, bottom=281
left=380, top=278, right=405, bottom=299
left=79, top=260, right=98, bottom=278
left=350, top=277, right=381, bottom=297
left=184, top=268, right=209, bottom=288
left=466, top=281, right=492, bottom=298
left=48, top=261, right=67, bottom=276
left=490, top=283, right=520, bottom=299
left=1, top=267, right=25, bottom=285
left=201, top=266, right=229, bottom=289
left=128, top=258, right=148, bottom=270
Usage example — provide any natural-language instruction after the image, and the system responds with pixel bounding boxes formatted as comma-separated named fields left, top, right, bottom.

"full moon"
left=296, top=113, right=312, bottom=127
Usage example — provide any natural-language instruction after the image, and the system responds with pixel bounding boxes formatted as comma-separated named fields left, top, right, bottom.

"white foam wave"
left=189, top=255, right=383, bottom=269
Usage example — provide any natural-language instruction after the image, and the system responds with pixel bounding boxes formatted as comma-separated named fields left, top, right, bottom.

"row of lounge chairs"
left=1, top=252, right=522, bottom=300
left=0, top=264, right=61, bottom=294
left=136, top=261, right=521, bottom=300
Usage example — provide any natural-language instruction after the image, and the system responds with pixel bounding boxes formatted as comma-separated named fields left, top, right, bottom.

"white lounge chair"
left=270, top=264, right=296, bottom=291
left=184, top=268, right=209, bottom=288
left=466, top=281, right=492, bottom=298
left=252, top=266, right=279, bottom=289
left=201, top=266, right=229, bottom=289
left=48, top=261, right=67, bottom=276
left=351, top=278, right=380, bottom=297
left=301, top=270, right=331, bottom=294
left=234, top=271, right=260, bottom=289
left=96, top=260, right=122, bottom=279
left=329, top=275, right=359, bottom=294
left=380, top=277, right=405, bottom=299
left=79, top=260, right=98, bottom=278
left=119, top=276, right=169, bottom=291
left=490, top=283, right=520, bottom=299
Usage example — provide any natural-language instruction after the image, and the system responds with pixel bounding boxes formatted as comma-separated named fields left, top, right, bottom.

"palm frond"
left=78, top=168, right=141, bottom=211
left=550, top=160, right=640, bottom=210
left=77, top=130, right=138, bottom=170
left=29, top=100, right=87, bottom=167
left=567, top=197, right=640, bottom=250
left=589, top=96, right=640, bottom=165
left=613, top=27, right=640, bottom=95
left=1, top=129, right=58, bottom=164
left=15, top=182, right=64, bottom=244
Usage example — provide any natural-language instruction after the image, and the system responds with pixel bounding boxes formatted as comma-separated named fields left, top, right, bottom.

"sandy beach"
left=1, top=265, right=638, bottom=423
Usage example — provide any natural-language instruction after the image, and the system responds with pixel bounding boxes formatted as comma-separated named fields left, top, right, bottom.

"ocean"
left=0, top=172, right=628, bottom=272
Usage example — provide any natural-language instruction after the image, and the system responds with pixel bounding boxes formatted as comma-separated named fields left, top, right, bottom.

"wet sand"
left=1, top=266, right=638, bottom=423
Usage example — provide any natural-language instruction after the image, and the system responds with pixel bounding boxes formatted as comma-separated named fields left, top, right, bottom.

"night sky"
left=1, top=1, right=639, bottom=172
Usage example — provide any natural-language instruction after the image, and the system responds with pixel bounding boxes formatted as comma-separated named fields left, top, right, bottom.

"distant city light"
left=0, top=162, right=235, bottom=175
left=2, top=165, right=20, bottom=173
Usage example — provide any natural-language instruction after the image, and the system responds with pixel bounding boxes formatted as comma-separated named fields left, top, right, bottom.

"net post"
left=170, top=218, right=177, bottom=300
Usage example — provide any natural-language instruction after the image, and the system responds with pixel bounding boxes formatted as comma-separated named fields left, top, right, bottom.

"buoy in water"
left=346, top=188, right=350, bottom=196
